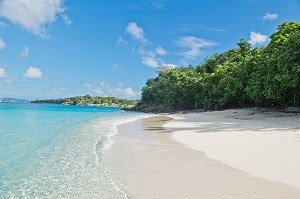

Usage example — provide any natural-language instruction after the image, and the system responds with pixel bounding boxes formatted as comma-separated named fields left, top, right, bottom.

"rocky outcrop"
left=283, top=107, right=300, bottom=113
left=123, top=103, right=205, bottom=114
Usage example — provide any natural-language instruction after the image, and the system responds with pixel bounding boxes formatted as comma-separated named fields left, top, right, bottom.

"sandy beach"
left=103, top=108, right=300, bottom=198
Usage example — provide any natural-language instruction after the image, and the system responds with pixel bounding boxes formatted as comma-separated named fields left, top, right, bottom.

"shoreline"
left=29, top=102, right=133, bottom=108
left=103, top=109, right=300, bottom=198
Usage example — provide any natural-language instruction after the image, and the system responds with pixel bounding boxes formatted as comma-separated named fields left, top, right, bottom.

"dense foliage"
left=32, top=95, right=138, bottom=107
left=137, top=22, right=300, bottom=112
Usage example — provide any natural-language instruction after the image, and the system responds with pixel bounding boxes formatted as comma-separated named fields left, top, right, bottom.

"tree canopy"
left=135, top=22, right=300, bottom=112
left=32, top=95, right=138, bottom=107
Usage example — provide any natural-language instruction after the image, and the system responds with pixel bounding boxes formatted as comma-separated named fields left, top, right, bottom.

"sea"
left=0, top=103, right=145, bottom=198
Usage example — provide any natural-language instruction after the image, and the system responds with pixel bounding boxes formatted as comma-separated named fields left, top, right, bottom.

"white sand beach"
left=103, top=108, right=300, bottom=198
left=167, top=108, right=300, bottom=190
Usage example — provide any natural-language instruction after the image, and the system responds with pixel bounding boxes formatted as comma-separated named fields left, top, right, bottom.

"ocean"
left=0, top=103, right=144, bottom=198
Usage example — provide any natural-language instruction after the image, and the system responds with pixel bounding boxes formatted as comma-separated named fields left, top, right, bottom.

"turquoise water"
left=0, top=103, right=143, bottom=198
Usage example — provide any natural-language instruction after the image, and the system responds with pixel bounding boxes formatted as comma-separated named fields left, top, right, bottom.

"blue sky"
left=0, top=0, right=299, bottom=100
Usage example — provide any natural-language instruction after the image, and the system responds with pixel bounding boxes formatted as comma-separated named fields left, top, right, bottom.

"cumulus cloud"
left=142, top=55, right=160, bottom=67
left=141, top=51, right=177, bottom=68
left=249, top=31, right=268, bottom=45
left=176, top=36, right=217, bottom=59
left=263, top=12, right=278, bottom=21
left=84, top=81, right=139, bottom=99
left=0, top=38, right=6, bottom=49
left=138, top=48, right=163, bottom=67
left=0, top=67, right=7, bottom=77
left=0, top=0, right=69, bottom=37
left=0, top=67, right=12, bottom=84
left=155, top=46, right=167, bottom=55
left=126, top=22, right=146, bottom=43
left=121, top=22, right=174, bottom=68
left=115, top=87, right=137, bottom=98
left=20, top=46, right=29, bottom=58
left=23, top=67, right=43, bottom=79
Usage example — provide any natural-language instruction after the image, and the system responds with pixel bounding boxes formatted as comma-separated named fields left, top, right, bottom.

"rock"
left=283, top=107, right=300, bottom=113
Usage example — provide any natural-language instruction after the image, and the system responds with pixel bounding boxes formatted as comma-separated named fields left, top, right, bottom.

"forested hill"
left=32, top=95, right=138, bottom=107
left=129, top=22, right=300, bottom=113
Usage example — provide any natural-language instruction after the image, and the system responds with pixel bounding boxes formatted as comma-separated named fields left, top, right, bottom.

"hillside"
left=32, top=95, right=138, bottom=107
left=0, top=98, right=30, bottom=103
left=129, top=22, right=300, bottom=113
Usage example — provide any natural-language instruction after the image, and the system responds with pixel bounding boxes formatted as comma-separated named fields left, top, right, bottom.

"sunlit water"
left=0, top=103, right=144, bottom=198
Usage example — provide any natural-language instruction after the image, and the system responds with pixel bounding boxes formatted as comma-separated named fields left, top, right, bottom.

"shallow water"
left=0, top=103, right=144, bottom=198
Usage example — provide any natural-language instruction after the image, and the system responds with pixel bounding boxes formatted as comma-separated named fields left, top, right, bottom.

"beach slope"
left=104, top=108, right=300, bottom=198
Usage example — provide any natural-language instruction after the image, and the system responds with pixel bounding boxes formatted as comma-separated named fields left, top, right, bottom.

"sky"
left=0, top=0, right=299, bottom=100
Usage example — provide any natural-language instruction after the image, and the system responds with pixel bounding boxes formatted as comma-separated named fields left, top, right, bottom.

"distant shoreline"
left=31, top=95, right=138, bottom=108
left=31, top=102, right=133, bottom=108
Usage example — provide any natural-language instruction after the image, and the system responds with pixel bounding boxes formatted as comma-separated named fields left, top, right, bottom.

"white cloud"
left=52, top=85, right=67, bottom=92
left=23, top=67, right=43, bottom=79
left=115, top=87, right=137, bottom=98
left=249, top=31, right=268, bottom=45
left=263, top=12, right=278, bottom=21
left=138, top=48, right=162, bottom=68
left=126, top=22, right=146, bottom=43
left=84, top=82, right=139, bottom=99
left=20, top=46, right=29, bottom=58
left=116, top=36, right=128, bottom=45
left=125, top=0, right=168, bottom=10
left=140, top=52, right=174, bottom=68
left=0, top=67, right=12, bottom=84
left=61, top=14, right=72, bottom=25
left=155, top=46, right=167, bottom=55
left=176, top=36, right=217, bottom=59
left=181, top=24, right=226, bottom=33
left=0, top=67, right=7, bottom=77
left=121, top=23, right=173, bottom=68
left=0, top=0, right=69, bottom=37
left=142, top=55, right=160, bottom=67
left=0, top=38, right=6, bottom=49
left=93, top=82, right=110, bottom=96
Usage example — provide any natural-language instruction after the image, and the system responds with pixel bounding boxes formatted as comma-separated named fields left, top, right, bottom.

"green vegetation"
left=32, top=95, right=138, bottom=107
left=133, top=22, right=300, bottom=112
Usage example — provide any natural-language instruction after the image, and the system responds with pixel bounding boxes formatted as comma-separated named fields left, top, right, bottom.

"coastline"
left=30, top=103, right=133, bottom=108
left=0, top=105, right=151, bottom=198
left=103, top=109, right=300, bottom=198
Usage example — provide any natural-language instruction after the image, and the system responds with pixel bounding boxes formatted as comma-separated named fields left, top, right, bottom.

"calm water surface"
left=0, top=103, right=143, bottom=198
